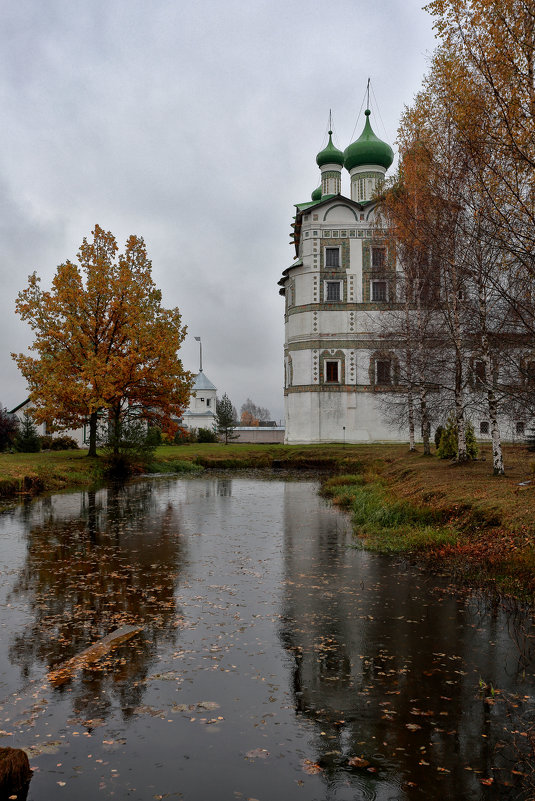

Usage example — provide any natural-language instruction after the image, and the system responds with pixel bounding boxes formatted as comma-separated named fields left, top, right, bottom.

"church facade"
left=279, top=109, right=405, bottom=443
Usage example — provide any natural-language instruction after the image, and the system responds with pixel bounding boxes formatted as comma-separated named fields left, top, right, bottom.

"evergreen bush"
left=437, top=414, right=478, bottom=460
left=197, top=427, right=218, bottom=443
left=146, top=426, right=163, bottom=446
left=465, top=420, right=478, bottom=459
left=437, top=416, right=457, bottom=459
left=100, top=419, right=156, bottom=476
left=14, top=412, right=41, bottom=453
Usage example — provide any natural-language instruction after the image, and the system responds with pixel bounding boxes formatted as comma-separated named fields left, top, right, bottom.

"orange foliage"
left=13, top=225, right=193, bottom=452
left=241, top=411, right=259, bottom=426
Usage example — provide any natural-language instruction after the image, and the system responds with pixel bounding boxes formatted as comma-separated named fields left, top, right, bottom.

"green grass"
left=322, top=475, right=458, bottom=553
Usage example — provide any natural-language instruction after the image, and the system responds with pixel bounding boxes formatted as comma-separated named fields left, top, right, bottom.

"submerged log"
left=0, top=747, right=32, bottom=796
left=47, top=625, right=143, bottom=686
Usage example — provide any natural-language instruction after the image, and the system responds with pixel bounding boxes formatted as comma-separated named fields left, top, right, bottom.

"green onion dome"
left=311, top=186, right=322, bottom=201
left=344, top=109, right=394, bottom=172
left=316, top=131, right=344, bottom=168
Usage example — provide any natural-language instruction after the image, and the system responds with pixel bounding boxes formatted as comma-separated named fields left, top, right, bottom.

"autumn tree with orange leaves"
left=13, top=225, right=193, bottom=457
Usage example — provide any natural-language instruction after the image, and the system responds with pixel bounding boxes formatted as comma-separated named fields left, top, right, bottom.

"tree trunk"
left=87, top=411, right=99, bottom=457
left=454, top=349, right=468, bottom=461
left=478, top=283, right=505, bottom=476
left=113, top=408, right=121, bottom=456
left=420, top=386, right=431, bottom=455
left=407, top=386, right=416, bottom=451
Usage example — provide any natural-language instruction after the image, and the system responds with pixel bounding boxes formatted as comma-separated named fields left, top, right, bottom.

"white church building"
left=279, top=109, right=405, bottom=444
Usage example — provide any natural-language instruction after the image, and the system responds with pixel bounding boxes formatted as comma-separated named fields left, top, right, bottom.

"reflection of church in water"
left=279, top=482, right=524, bottom=788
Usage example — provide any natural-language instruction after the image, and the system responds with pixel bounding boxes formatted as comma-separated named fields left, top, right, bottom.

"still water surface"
left=0, top=476, right=534, bottom=800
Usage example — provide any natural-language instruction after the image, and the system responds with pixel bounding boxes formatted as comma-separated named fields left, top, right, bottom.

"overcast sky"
left=0, top=0, right=438, bottom=422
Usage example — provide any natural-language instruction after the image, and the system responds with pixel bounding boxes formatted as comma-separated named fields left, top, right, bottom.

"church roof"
left=316, top=131, right=344, bottom=168
left=192, top=371, right=216, bottom=391
left=344, top=109, right=394, bottom=172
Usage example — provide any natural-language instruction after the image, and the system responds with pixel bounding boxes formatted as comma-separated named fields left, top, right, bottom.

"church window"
left=375, top=360, right=391, bottom=384
left=206, top=398, right=211, bottom=407
left=325, top=247, right=340, bottom=267
left=325, top=281, right=341, bottom=301
left=480, top=421, right=489, bottom=435
left=325, top=361, right=339, bottom=383
left=372, top=247, right=386, bottom=268
left=371, top=280, right=387, bottom=301
left=516, top=421, right=525, bottom=434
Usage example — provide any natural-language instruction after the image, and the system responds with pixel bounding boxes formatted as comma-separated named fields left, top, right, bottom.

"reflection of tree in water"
left=279, top=482, right=534, bottom=799
left=9, top=481, right=185, bottom=718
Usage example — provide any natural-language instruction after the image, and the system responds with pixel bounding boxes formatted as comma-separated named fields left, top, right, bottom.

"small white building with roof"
left=181, top=370, right=217, bottom=432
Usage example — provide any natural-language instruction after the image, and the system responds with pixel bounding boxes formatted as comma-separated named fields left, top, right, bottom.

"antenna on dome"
left=329, top=108, right=332, bottom=133
left=366, top=77, right=370, bottom=110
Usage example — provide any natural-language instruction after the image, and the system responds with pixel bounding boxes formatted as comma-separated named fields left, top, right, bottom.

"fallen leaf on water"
left=245, top=748, right=269, bottom=759
left=348, top=756, right=370, bottom=768
left=480, top=778, right=494, bottom=786
left=197, top=701, right=220, bottom=711
left=302, top=759, right=323, bottom=775
left=406, top=724, right=422, bottom=731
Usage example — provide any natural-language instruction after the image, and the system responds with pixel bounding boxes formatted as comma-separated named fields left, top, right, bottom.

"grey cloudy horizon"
left=0, top=0, right=437, bottom=422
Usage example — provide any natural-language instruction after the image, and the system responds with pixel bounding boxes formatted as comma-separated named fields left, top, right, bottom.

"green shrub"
left=50, top=435, right=80, bottom=450
left=465, top=420, right=478, bottom=459
left=40, top=435, right=53, bottom=450
left=197, top=427, right=219, bottom=443
left=174, top=427, right=196, bottom=444
left=100, top=419, right=156, bottom=476
left=437, top=415, right=478, bottom=460
left=434, top=425, right=444, bottom=450
left=437, top=416, right=457, bottom=459
left=146, top=426, right=163, bottom=446
left=15, top=412, right=41, bottom=453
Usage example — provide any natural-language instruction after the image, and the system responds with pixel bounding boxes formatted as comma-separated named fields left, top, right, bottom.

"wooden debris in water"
left=47, top=625, right=143, bottom=686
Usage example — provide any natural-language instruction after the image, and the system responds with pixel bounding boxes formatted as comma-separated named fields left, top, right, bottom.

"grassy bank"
left=1, top=441, right=534, bottom=599
left=321, top=444, right=535, bottom=600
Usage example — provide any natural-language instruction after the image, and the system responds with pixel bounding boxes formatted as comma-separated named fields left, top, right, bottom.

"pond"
left=0, top=476, right=534, bottom=800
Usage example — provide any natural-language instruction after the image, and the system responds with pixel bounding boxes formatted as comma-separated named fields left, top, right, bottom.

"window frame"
left=324, top=246, right=341, bottom=268
left=371, top=280, right=388, bottom=302
left=479, top=421, right=490, bottom=435
left=324, top=280, right=342, bottom=302
left=324, top=360, right=341, bottom=384
left=375, top=360, right=391, bottom=385
left=371, top=246, right=386, bottom=269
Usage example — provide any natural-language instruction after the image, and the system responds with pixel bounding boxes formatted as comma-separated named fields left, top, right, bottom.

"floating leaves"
left=245, top=748, right=269, bottom=760
left=302, top=759, right=323, bottom=775
left=347, top=756, right=370, bottom=768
